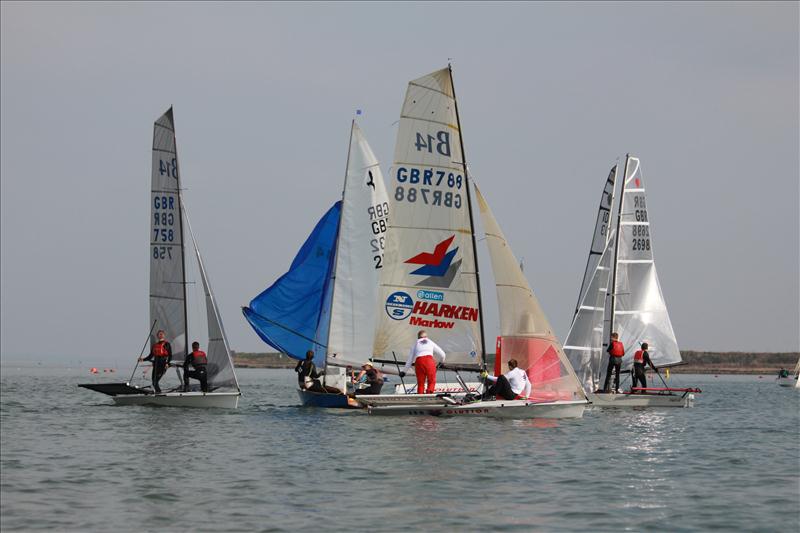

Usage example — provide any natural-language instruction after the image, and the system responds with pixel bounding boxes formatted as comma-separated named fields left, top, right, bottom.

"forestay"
left=612, top=156, right=681, bottom=369
left=475, top=186, right=585, bottom=402
left=150, top=108, right=187, bottom=361
left=373, top=67, right=483, bottom=367
left=243, top=203, right=341, bottom=367
left=183, top=204, right=239, bottom=390
left=326, top=123, right=390, bottom=368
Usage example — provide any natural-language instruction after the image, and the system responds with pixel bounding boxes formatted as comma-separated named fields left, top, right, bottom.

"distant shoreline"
left=232, top=350, right=799, bottom=374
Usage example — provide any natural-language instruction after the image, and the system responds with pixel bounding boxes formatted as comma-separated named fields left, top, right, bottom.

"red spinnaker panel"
left=499, top=336, right=576, bottom=401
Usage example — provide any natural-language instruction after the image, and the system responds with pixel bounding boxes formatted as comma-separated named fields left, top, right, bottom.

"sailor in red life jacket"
left=480, top=358, right=531, bottom=400
left=400, top=330, right=446, bottom=394
left=631, top=342, right=659, bottom=392
left=139, top=329, right=172, bottom=393
left=601, top=332, right=625, bottom=393
left=183, top=341, right=209, bottom=392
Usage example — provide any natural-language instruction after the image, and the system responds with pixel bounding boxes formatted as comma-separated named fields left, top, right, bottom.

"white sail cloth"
left=612, top=156, right=681, bottom=369
left=373, top=68, right=482, bottom=366
left=475, top=185, right=585, bottom=401
left=150, top=109, right=186, bottom=360
left=326, top=123, right=390, bottom=368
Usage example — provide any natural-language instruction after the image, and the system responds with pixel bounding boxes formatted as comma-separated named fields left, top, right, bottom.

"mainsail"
left=150, top=108, right=187, bottom=361
left=563, top=236, right=614, bottom=392
left=183, top=203, right=239, bottom=390
left=573, top=165, right=616, bottom=317
left=243, top=203, right=341, bottom=367
left=373, top=66, right=484, bottom=368
left=475, top=185, right=586, bottom=401
left=610, top=155, right=682, bottom=369
left=326, top=123, right=390, bottom=368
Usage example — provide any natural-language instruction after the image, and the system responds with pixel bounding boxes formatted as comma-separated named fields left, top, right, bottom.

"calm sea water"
left=1, top=366, right=798, bottom=532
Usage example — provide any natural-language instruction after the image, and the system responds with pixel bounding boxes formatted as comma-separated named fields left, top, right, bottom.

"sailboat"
left=776, top=356, right=800, bottom=387
left=564, top=155, right=700, bottom=407
left=79, top=108, right=241, bottom=408
left=243, top=121, right=389, bottom=408
left=362, top=66, right=587, bottom=418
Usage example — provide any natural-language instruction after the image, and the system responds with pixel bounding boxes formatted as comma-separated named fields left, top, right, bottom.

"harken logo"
left=385, top=291, right=414, bottom=320
left=405, top=235, right=462, bottom=288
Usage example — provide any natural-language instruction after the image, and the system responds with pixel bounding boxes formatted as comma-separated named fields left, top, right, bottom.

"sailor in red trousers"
left=400, top=330, right=446, bottom=394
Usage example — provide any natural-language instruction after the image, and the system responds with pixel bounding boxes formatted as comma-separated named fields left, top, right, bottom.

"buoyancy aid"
left=634, top=349, right=644, bottom=363
left=609, top=340, right=625, bottom=357
left=190, top=350, right=207, bottom=366
left=152, top=341, right=169, bottom=358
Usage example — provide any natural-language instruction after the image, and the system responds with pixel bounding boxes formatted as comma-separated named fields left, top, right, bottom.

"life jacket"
left=191, top=350, right=207, bottom=366
left=366, top=368, right=384, bottom=385
left=634, top=350, right=644, bottom=363
left=152, top=341, right=169, bottom=358
left=610, top=340, right=625, bottom=357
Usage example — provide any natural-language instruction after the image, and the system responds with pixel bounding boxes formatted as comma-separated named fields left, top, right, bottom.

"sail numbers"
left=368, top=201, right=389, bottom=269
left=158, top=158, right=178, bottom=178
left=414, top=131, right=451, bottom=156
left=152, top=194, right=177, bottom=259
left=394, top=186, right=462, bottom=209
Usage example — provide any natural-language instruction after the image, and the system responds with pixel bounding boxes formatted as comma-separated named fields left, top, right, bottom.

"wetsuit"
left=602, top=340, right=624, bottom=392
left=183, top=350, right=208, bottom=392
left=295, top=359, right=323, bottom=392
left=631, top=349, right=658, bottom=391
left=354, top=368, right=384, bottom=396
left=143, top=341, right=172, bottom=393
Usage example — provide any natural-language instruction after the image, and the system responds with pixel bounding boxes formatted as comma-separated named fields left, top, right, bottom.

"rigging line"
left=243, top=308, right=328, bottom=348
left=129, top=320, right=158, bottom=384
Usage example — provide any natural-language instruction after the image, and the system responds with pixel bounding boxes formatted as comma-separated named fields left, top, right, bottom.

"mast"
left=608, top=153, right=629, bottom=339
left=448, top=64, right=487, bottom=368
left=170, top=107, right=190, bottom=361
left=320, top=120, right=355, bottom=375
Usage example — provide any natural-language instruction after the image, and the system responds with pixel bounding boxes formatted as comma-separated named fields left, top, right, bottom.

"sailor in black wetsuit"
left=139, top=329, right=172, bottom=393
left=631, top=342, right=659, bottom=392
left=184, top=341, right=208, bottom=392
left=295, top=350, right=324, bottom=392
left=353, top=362, right=384, bottom=396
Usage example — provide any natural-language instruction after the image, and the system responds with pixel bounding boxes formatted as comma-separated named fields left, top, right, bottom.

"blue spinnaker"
left=243, top=202, right=341, bottom=365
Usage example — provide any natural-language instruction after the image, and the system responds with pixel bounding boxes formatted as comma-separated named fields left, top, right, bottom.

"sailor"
left=480, top=359, right=531, bottom=400
left=400, top=330, right=446, bottom=394
left=601, top=332, right=625, bottom=393
left=778, top=368, right=790, bottom=378
left=353, top=362, right=384, bottom=396
left=631, top=342, right=659, bottom=392
left=183, top=341, right=208, bottom=392
left=295, top=350, right=324, bottom=392
left=139, top=329, right=172, bottom=393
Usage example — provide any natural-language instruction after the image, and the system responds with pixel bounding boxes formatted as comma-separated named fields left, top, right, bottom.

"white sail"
left=373, top=67, right=483, bottom=367
left=183, top=203, right=239, bottom=390
left=326, top=123, right=390, bottom=367
left=476, top=185, right=585, bottom=401
left=612, top=156, right=681, bottom=369
left=564, top=236, right=614, bottom=392
left=574, top=165, right=616, bottom=317
left=150, top=108, right=187, bottom=360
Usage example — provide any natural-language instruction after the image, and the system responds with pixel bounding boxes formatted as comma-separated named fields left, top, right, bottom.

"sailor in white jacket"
left=401, top=330, right=446, bottom=394
left=481, top=358, right=531, bottom=400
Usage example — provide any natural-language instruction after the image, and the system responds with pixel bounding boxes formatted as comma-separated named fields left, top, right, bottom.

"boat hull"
left=112, top=391, right=240, bottom=408
left=297, top=389, right=360, bottom=408
left=588, top=391, right=694, bottom=408
left=776, top=377, right=797, bottom=387
left=355, top=393, right=466, bottom=407
left=368, top=399, right=587, bottom=418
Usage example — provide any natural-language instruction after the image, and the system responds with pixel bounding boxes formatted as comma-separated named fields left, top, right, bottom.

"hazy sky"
left=2, top=2, right=798, bottom=363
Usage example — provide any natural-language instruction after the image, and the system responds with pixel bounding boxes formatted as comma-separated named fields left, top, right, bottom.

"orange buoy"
left=90, top=367, right=98, bottom=374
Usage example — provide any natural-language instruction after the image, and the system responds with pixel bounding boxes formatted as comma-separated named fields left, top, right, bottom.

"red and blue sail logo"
left=405, top=235, right=461, bottom=288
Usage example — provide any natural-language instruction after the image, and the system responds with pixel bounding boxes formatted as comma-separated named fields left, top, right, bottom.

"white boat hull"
left=112, top=391, right=240, bottom=408
left=776, top=377, right=797, bottom=388
left=588, top=391, right=694, bottom=408
left=356, top=392, right=467, bottom=407
left=368, top=399, right=587, bottom=418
